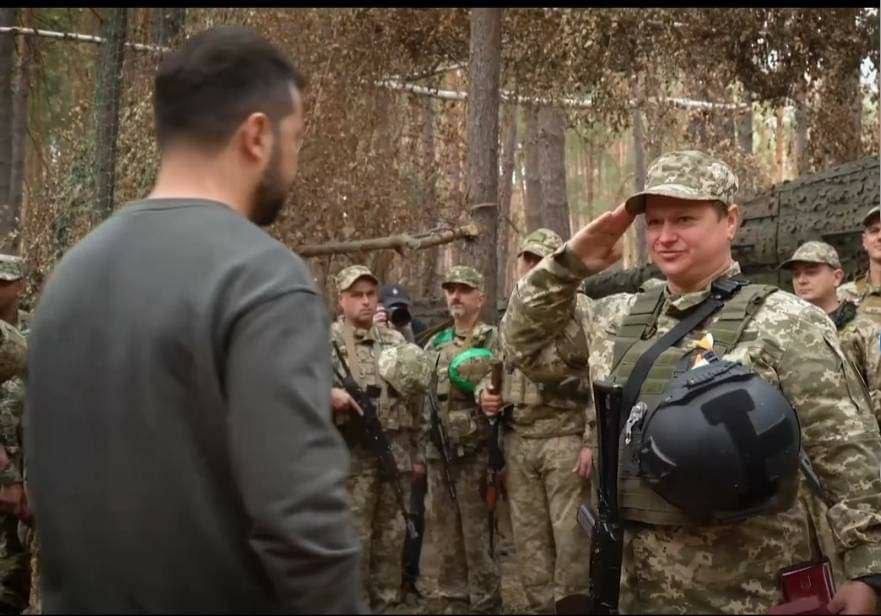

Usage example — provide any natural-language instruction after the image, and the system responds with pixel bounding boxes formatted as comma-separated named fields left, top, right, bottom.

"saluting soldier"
left=501, top=150, right=881, bottom=613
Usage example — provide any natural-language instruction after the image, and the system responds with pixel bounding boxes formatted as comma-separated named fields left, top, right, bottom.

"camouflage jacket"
left=421, top=322, right=498, bottom=461
left=0, top=310, right=30, bottom=487
left=838, top=308, right=881, bottom=426
left=838, top=273, right=881, bottom=313
left=474, top=347, right=590, bottom=441
left=330, top=320, right=421, bottom=475
left=501, top=244, right=881, bottom=613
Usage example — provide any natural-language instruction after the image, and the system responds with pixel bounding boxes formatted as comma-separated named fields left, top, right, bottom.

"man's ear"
left=833, top=268, right=845, bottom=287
left=726, top=203, right=741, bottom=240
left=237, top=112, right=273, bottom=164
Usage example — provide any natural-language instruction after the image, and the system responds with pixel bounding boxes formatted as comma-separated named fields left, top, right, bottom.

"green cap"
left=442, top=265, right=483, bottom=291
left=863, top=206, right=880, bottom=227
left=624, top=150, right=739, bottom=215
left=779, top=241, right=842, bottom=270
left=0, top=255, right=23, bottom=282
left=335, top=265, right=378, bottom=292
left=518, top=228, right=563, bottom=259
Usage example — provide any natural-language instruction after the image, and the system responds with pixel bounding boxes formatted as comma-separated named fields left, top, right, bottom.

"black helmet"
left=638, top=358, right=801, bottom=523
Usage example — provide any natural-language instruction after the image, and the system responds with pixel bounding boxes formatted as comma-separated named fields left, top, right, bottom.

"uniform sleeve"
left=500, top=244, right=594, bottom=383
left=776, top=307, right=881, bottom=580
left=839, top=323, right=881, bottom=425
left=224, top=289, right=365, bottom=614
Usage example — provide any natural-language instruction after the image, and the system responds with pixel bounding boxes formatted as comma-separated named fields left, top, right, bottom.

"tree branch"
left=296, top=222, right=479, bottom=257
left=0, top=26, right=167, bottom=53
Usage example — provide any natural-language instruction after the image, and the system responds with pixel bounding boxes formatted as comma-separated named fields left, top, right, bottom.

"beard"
left=448, top=304, right=466, bottom=318
left=251, top=140, right=293, bottom=227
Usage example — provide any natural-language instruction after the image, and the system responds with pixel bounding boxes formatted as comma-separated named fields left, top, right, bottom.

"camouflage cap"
left=779, top=241, right=842, bottom=270
left=442, top=265, right=483, bottom=291
left=378, top=342, right=432, bottom=397
left=335, top=265, right=378, bottom=292
left=624, top=150, right=739, bottom=215
left=0, top=255, right=24, bottom=282
left=863, top=206, right=880, bottom=227
left=517, top=228, right=563, bottom=259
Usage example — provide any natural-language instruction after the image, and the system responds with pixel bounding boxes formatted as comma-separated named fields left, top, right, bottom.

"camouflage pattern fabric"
left=504, top=431, right=589, bottom=613
left=330, top=321, right=423, bottom=611
left=378, top=343, right=432, bottom=399
left=336, top=264, right=378, bottom=292
left=0, top=312, right=29, bottom=612
left=0, top=257, right=23, bottom=282
left=419, top=322, right=500, bottom=613
left=441, top=266, right=484, bottom=291
left=347, top=469, right=411, bottom=612
left=421, top=455, right=500, bottom=613
left=839, top=310, right=881, bottom=425
left=500, top=245, right=881, bottom=613
left=839, top=272, right=881, bottom=314
left=779, top=240, right=843, bottom=270
left=624, top=150, right=739, bottom=215
left=518, top=228, right=563, bottom=259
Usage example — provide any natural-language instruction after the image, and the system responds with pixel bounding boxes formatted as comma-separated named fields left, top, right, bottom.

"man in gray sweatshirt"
left=25, top=26, right=364, bottom=614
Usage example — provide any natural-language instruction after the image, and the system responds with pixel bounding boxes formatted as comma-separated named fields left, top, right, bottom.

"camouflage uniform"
left=0, top=256, right=30, bottom=613
left=501, top=151, right=881, bottom=613
left=331, top=265, right=429, bottom=613
left=420, top=266, right=501, bottom=613
left=475, top=229, right=591, bottom=613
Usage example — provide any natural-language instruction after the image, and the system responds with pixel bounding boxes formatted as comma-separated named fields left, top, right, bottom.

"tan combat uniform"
left=421, top=321, right=501, bottom=613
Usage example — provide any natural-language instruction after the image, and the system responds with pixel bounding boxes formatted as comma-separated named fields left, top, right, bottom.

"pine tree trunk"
left=736, top=90, right=753, bottom=154
left=774, top=107, right=785, bottom=183
left=523, top=106, right=543, bottom=232
left=0, top=8, right=17, bottom=225
left=419, top=97, right=439, bottom=298
left=464, top=7, right=502, bottom=324
left=794, top=87, right=810, bottom=175
left=7, top=27, right=30, bottom=252
left=538, top=106, right=570, bottom=239
left=498, top=103, right=517, bottom=298
left=94, top=8, right=128, bottom=221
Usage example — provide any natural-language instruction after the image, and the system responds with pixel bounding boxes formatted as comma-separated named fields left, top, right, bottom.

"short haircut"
left=711, top=201, right=730, bottom=219
left=153, top=26, right=305, bottom=151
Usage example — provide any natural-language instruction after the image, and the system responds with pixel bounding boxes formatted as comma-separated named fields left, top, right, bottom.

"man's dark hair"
left=154, top=26, right=305, bottom=151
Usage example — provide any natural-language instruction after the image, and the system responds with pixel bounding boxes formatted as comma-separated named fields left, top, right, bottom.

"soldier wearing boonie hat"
left=501, top=148, right=881, bottom=613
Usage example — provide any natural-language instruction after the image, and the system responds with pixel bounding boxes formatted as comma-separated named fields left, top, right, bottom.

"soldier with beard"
left=420, top=266, right=501, bottom=614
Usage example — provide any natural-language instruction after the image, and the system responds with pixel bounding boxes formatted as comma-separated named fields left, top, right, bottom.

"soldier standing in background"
left=501, top=150, right=881, bottom=613
left=839, top=205, right=881, bottom=310
left=330, top=265, right=429, bottom=613
left=477, top=229, right=592, bottom=614
left=0, top=255, right=31, bottom=614
left=420, top=266, right=501, bottom=614
left=782, top=240, right=881, bottom=424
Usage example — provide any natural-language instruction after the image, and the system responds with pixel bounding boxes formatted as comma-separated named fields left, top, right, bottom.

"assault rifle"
left=426, top=353, right=457, bottom=502
left=576, top=380, right=625, bottom=615
left=485, top=362, right=506, bottom=558
left=332, top=342, right=418, bottom=540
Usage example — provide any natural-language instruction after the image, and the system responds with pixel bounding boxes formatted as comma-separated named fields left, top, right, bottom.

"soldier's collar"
left=343, top=322, right=379, bottom=342
left=664, top=261, right=743, bottom=314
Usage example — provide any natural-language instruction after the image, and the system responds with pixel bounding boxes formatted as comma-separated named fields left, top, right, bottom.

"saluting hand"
left=567, top=202, right=635, bottom=274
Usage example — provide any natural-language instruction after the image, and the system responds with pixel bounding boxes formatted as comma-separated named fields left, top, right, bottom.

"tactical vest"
left=430, top=325, right=496, bottom=452
left=609, top=282, right=778, bottom=526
